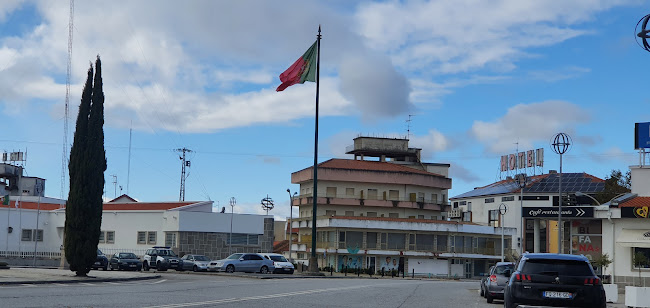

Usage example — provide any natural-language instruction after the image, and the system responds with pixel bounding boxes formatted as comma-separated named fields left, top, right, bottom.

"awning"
left=617, top=229, right=650, bottom=248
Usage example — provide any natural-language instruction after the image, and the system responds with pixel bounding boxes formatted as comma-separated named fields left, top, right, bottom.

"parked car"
left=480, top=266, right=494, bottom=297
left=143, top=246, right=180, bottom=271
left=178, top=254, right=211, bottom=272
left=484, top=262, right=514, bottom=303
left=208, top=253, right=274, bottom=273
left=91, top=249, right=109, bottom=271
left=109, top=252, right=142, bottom=271
left=260, top=253, right=294, bottom=274
left=503, top=253, right=606, bottom=308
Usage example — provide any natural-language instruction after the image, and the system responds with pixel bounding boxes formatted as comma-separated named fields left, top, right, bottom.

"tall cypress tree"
left=64, top=56, right=106, bottom=276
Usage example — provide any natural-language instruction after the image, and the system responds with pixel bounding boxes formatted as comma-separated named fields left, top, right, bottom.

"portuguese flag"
left=276, top=41, right=318, bottom=91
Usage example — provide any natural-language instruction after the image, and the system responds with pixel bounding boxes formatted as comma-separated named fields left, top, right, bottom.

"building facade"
left=289, top=137, right=515, bottom=278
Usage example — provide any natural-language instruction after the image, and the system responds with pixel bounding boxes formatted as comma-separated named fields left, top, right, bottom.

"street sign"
left=523, top=206, right=594, bottom=218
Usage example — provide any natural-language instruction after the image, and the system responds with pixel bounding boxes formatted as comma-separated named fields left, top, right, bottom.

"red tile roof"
left=0, top=201, right=63, bottom=211
left=618, top=197, right=650, bottom=208
left=313, top=159, right=445, bottom=177
left=0, top=201, right=197, bottom=211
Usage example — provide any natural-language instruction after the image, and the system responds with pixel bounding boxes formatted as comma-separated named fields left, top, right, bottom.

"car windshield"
left=269, top=255, right=287, bottom=262
left=119, top=253, right=137, bottom=259
left=157, top=250, right=177, bottom=257
left=194, top=255, right=210, bottom=261
left=227, top=253, right=243, bottom=260
left=97, top=249, right=103, bottom=255
left=522, top=259, right=593, bottom=276
left=495, top=264, right=514, bottom=274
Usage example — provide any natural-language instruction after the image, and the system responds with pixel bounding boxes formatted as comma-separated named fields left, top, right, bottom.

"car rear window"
left=495, top=264, right=514, bottom=274
left=521, top=259, right=593, bottom=276
left=269, top=255, right=288, bottom=262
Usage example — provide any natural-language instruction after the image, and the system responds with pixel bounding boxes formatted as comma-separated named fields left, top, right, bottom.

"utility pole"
left=175, top=148, right=192, bottom=201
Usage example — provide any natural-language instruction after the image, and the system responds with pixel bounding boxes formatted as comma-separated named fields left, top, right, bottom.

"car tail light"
left=514, top=274, right=532, bottom=282
left=584, top=277, right=600, bottom=285
left=489, top=275, right=497, bottom=283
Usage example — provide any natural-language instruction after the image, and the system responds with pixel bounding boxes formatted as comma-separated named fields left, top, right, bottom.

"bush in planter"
left=592, top=253, right=613, bottom=282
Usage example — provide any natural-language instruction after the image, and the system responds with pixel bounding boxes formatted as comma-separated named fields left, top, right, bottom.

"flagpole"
left=309, top=25, right=321, bottom=273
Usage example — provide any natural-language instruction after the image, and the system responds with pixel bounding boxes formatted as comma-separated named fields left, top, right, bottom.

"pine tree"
left=64, top=56, right=106, bottom=276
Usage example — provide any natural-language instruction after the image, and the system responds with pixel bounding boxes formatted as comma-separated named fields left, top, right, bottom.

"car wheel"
left=109, top=263, right=114, bottom=271
left=143, top=262, right=149, bottom=271
left=480, top=285, right=484, bottom=297
left=226, top=265, right=235, bottom=273
left=288, top=270, right=294, bottom=275
left=486, top=291, right=493, bottom=303
left=260, top=266, right=269, bottom=274
left=503, top=290, right=516, bottom=308
left=103, top=264, right=108, bottom=271
left=157, top=261, right=167, bottom=271
left=193, top=265, right=198, bottom=272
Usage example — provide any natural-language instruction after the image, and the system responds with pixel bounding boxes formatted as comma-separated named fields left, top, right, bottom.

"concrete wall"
left=602, top=216, right=650, bottom=280
left=631, top=166, right=650, bottom=197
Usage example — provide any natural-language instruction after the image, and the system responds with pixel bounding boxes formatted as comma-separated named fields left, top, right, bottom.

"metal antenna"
left=61, top=0, right=74, bottom=199
left=127, top=124, right=132, bottom=194
left=406, top=115, right=415, bottom=139
left=175, top=148, right=193, bottom=201
left=110, top=174, right=117, bottom=198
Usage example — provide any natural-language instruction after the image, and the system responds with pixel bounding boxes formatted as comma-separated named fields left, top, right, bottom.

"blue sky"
left=0, top=0, right=648, bottom=220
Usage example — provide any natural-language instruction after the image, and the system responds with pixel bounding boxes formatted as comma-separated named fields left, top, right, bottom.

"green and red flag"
left=276, top=41, right=318, bottom=91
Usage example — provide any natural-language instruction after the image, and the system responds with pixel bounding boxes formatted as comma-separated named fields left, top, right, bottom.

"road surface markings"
left=144, top=281, right=419, bottom=308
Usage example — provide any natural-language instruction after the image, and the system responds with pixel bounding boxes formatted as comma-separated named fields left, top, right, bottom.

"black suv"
left=504, top=253, right=606, bottom=308
left=143, top=246, right=180, bottom=271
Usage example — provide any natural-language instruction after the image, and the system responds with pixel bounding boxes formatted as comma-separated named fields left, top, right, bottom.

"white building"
left=0, top=195, right=274, bottom=262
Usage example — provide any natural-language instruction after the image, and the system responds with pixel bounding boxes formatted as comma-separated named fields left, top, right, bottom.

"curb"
left=0, top=274, right=161, bottom=286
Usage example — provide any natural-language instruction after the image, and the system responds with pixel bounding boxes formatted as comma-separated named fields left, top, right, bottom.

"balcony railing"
left=296, top=240, right=503, bottom=256
left=294, top=193, right=451, bottom=206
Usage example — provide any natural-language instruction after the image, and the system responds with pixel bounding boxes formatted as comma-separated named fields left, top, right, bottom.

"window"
left=367, top=189, right=378, bottom=200
left=106, top=231, right=115, bottom=244
left=346, top=231, right=363, bottom=248
left=453, top=202, right=459, bottom=208
left=366, top=232, right=377, bottom=249
left=633, top=247, right=650, bottom=269
left=431, top=193, right=438, bottom=203
left=99, top=231, right=105, bottom=243
left=418, top=215, right=425, bottom=219
left=34, top=229, right=43, bottom=242
left=485, top=198, right=495, bottom=203
left=502, top=196, right=515, bottom=202
left=21, top=229, right=42, bottom=242
left=416, top=234, right=434, bottom=251
left=388, top=190, right=399, bottom=200
left=437, top=235, right=448, bottom=252
left=147, top=231, right=157, bottom=244
left=137, top=231, right=147, bottom=244
left=325, top=210, right=336, bottom=217
left=165, top=232, right=177, bottom=247
left=228, top=234, right=259, bottom=245
left=387, top=233, right=406, bottom=249
left=326, top=187, right=337, bottom=197
left=345, top=211, right=354, bottom=216
left=389, top=213, right=398, bottom=218
left=366, top=212, right=377, bottom=217
left=459, top=201, right=466, bottom=205
left=346, top=188, right=355, bottom=196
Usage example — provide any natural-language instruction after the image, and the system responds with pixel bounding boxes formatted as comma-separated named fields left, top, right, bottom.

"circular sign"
left=499, top=203, right=508, bottom=215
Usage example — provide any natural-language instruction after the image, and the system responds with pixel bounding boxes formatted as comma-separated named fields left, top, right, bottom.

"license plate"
left=94, top=262, right=100, bottom=265
left=130, top=264, right=136, bottom=267
left=543, top=291, right=572, bottom=299
left=284, top=268, right=291, bottom=271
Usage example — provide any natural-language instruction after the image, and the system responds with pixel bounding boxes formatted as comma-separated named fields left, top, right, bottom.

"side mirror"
left=239, top=258, right=245, bottom=261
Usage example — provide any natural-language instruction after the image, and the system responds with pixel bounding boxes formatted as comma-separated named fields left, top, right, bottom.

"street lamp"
left=229, top=197, right=236, bottom=256
left=552, top=133, right=571, bottom=254
left=515, top=173, right=527, bottom=253
left=499, top=203, right=508, bottom=262
left=287, top=189, right=297, bottom=263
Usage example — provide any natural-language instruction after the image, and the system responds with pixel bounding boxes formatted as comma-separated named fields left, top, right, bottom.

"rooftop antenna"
left=61, top=0, right=74, bottom=199
left=406, top=114, right=415, bottom=139
left=110, top=174, right=117, bottom=198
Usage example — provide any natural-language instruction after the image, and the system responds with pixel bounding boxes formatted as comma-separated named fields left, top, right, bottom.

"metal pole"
left=229, top=197, right=235, bottom=256
left=501, top=214, right=504, bottom=262
left=33, top=194, right=41, bottom=266
left=309, top=26, right=322, bottom=272
left=558, top=154, right=563, bottom=254
left=287, top=189, right=295, bottom=263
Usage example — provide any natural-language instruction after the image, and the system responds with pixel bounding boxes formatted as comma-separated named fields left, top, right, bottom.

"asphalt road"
left=0, top=272, right=501, bottom=308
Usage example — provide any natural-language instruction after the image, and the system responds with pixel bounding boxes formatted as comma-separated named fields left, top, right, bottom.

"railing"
left=296, top=193, right=451, bottom=206
left=98, top=248, right=149, bottom=258
left=294, top=241, right=503, bottom=256
left=0, top=250, right=61, bottom=259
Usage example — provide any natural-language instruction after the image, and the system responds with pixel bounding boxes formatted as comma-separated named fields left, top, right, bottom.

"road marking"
left=79, top=283, right=95, bottom=286
left=150, top=279, right=167, bottom=284
left=143, top=282, right=417, bottom=308
left=20, top=284, right=35, bottom=287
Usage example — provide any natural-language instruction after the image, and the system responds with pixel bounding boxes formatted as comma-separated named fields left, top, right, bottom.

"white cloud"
left=410, top=129, right=450, bottom=155
left=470, top=100, right=591, bottom=153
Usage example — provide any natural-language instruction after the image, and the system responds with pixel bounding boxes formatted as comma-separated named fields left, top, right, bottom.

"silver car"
left=178, top=254, right=211, bottom=272
left=485, top=262, right=514, bottom=303
left=208, top=253, right=275, bottom=274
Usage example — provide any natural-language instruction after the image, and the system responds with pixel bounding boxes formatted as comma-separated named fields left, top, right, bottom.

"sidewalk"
left=0, top=267, right=160, bottom=285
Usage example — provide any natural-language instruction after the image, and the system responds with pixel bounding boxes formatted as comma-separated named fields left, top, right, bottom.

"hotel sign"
left=500, top=148, right=544, bottom=172
left=523, top=206, right=594, bottom=218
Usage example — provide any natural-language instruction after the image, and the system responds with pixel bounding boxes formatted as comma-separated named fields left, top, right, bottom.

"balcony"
left=292, top=194, right=450, bottom=211
left=294, top=239, right=503, bottom=256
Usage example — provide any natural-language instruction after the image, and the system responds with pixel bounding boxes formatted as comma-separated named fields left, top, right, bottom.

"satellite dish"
left=220, top=207, right=225, bottom=213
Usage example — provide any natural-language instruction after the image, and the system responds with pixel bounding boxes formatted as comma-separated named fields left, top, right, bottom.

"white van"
left=260, top=253, right=294, bottom=274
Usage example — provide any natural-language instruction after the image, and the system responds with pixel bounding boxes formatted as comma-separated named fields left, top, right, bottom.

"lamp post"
left=552, top=133, right=571, bottom=254
left=229, top=197, right=236, bottom=256
left=499, top=203, right=508, bottom=262
left=516, top=173, right=527, bottom=254
left=287, top=189, right=297, bottom=263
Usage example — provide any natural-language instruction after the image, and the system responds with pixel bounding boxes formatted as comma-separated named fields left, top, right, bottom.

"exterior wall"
left=602, top=215, right=650, bottom=281
left=0, top=208, right=60, bottom=253
left=96, top=211, right=169, bottom=255
left=631, top=166, right=650, bottom=197
left=177, top=211, right=267, bottom=234
left=297, top=203, right=443, bottom=220
left=177, top=217, right=274, bottom=260
left=293, top=168, right=451, bottom=191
